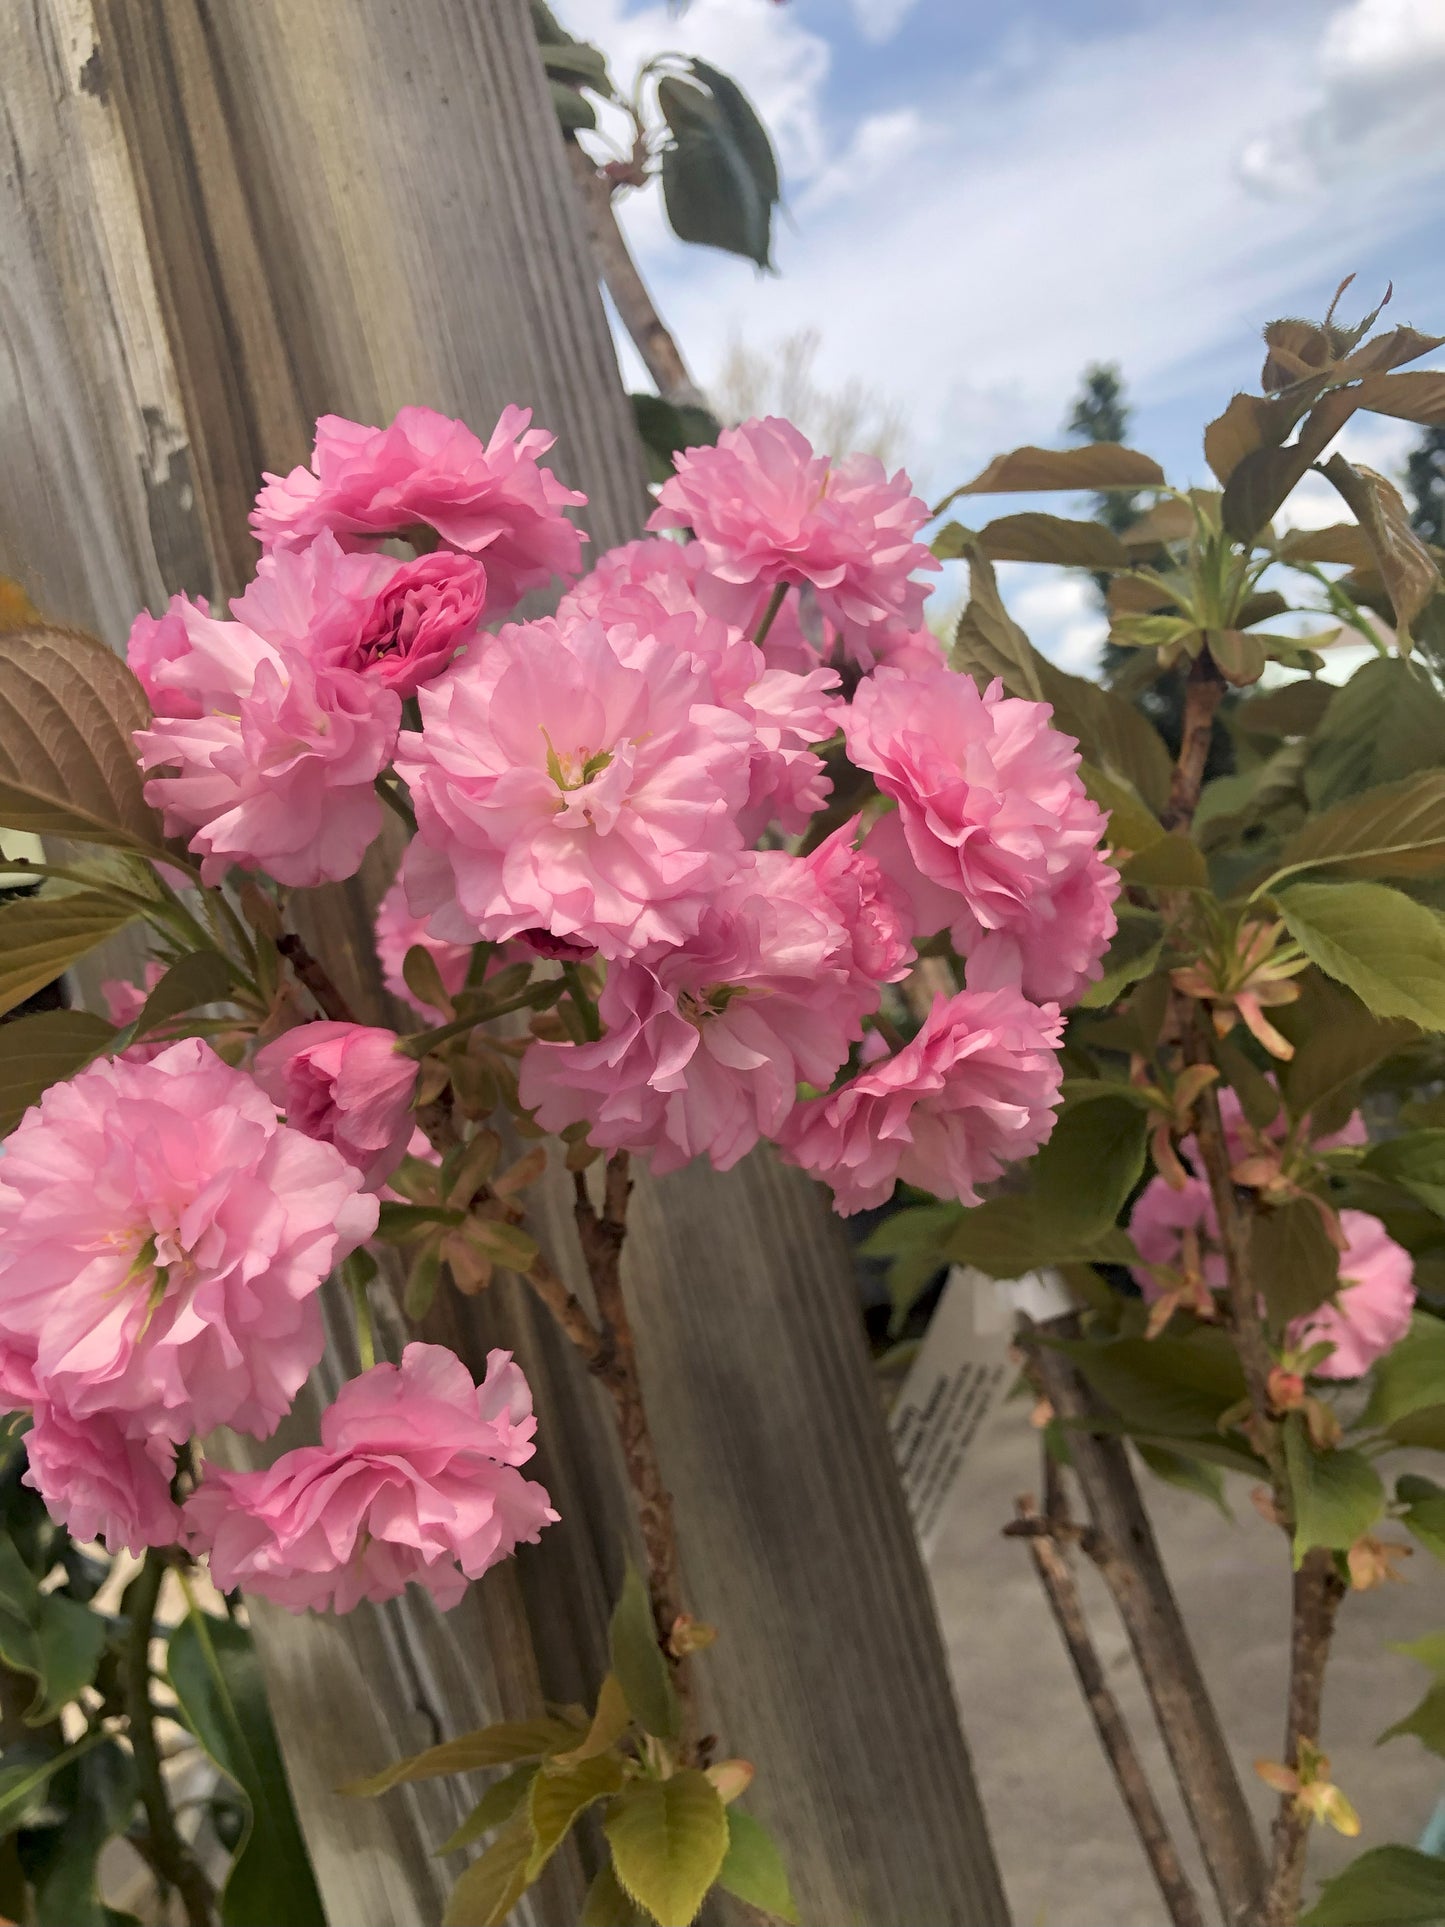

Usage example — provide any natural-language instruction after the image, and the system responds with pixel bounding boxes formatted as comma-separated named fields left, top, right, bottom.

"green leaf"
left=1277, top=880, right=1445, bottom=1031
left=130, top=949, right=235, bottom=1042
left=604, top=1770, right=730, bottom=1927
left=1395, top=1631, right=1445, bottom=1676
left=1029, top=1096, right=1149, bottom=1242
left=1364, top=1134, right=1445, bottom=1218
left=374, top=1201, right=466, bottom=1242
left=965, top=512, right=1130, bottom=569
left=1277, top=973, right=1417, bottom=1124
left=442, top=1804, right=534, bottom=1927
left=0, top=626, right=165, bottom=850
left=1306, top=658, right=1445, bottom=810
left=1319, top=455, right=1439, bottom=643
left=0, top=891, right=138, bottom=1019
left=438, top=1764, right=538, bottom=1856
left=527, top=1752, right=626, bottom=1879
left=630, top=395, right=722, bottom=488
left=609, top=1561, right=680, bottom=1743
left=718, top=1809, right=800, bottom=1924
left=1284, top=1423, right=1384, bottom=1563
left=1252, top=1199, right=1340, bottom=1330
left=1269, top=771, right=1445, bottom=888
left=24, top=1737, right=136, bottom=1927
left=861, top=1200, right=963, bottom=1331
left=343, top=1718, right=578, bottom=1796
left=658, top=66, right=778, bottom=269
left=582, top=1863, right=648, bottom=1927
left=166, top=1610, right=324, bottom=1927
left=1120, top=832, right=1209, bottom=891
left=1057, top=1332, right=1248, bottom=1441
left=0, top=1535, right=104, bottom=1725
left=1135, top=1441, right=1231, bottom=1516
left=1396, top=1474, right=1445, bottom=1562
left=1379, top=1680, right=1445, bottom=1758
left=1362, top=1316, right=1445, bottom=1431
left=1080, top=764, right=1163, bottom=859
left=462, top=1220, right=539, bottom=1274
left=935, top=442, right=1165, bottom=510
left=1301, top=1845, right=1445, bottom=1925
left=0, top=1730, right=107, bottom=1834
left=549, top=78, right=597, bottom=131
left=0, top=1009, right=116, bottom=1137
left=553, top=1672, right=632, bottom=1770
left=1077, top=906, right=1165, bottom=1010
left=943, top=1199, right=1138, bottom=1281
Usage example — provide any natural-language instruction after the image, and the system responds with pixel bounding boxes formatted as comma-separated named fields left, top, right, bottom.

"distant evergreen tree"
left=1407, top=425, right=1445, bottom=549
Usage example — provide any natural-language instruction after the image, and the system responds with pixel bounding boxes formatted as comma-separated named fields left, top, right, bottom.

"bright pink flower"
left=100, top=962, right=169, bottom=1063
left=0, top=1039, right=377, bottom=1443
left=135, top=632, right=398, bottom=886
left=779, top=987, right=1063, bottom=1214
left=849, top=668, right=1119, bottom=1003
left=396, top=610, right=752, bottom=958
left=255, top=1023, right=418, bottom=1191
left=251, top=405, right=586, bottom=613
left=233, top=534, right=486, bottom=698
left=804, top=816, right=915, bottom=991
left=648, top=418, right=938, bottom=663
left=1288, top=1213, right=1415, bottom=1378
left=520, top=852, right=866, bottom=1173
left=374, top=877, right=472, bottom=1016
left=184, top=1344, right=556, bottom=1613
left=24, top=1406, right=179, bottom=1556
left=127, top=592, right=271, bottom=722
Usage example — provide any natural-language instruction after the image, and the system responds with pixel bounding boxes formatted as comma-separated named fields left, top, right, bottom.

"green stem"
left=351, top=1269, right=376, bottom=1370
left=751, top=582, right=789, bottom=648
left=4, top=860, right=166, bottom=915
left=398, top=981, right=555, bottom=1058
left=563, top=961, right=602, bottom=1041
left=375, top=775, right=418, bottom=835
left=125, top=1550, right=215, bottom=1927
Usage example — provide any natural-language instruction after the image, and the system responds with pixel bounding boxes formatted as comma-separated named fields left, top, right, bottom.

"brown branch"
left=1263, top=1550, right=1347, bottom=1927
left=1014, top=1496, right=1207, bottom=1927
left=526, top=1248, right=607, bottom=1370
left=276, top=930, right=357, bottom=1024
left=565, top=144, right=708, bottom=409
left=1024, top=1321, right=1267, bottom=1924
left=1160, top=648, right=1226, bottom=833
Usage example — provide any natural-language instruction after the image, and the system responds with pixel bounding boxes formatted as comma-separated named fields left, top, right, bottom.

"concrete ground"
left=934, top=1410, right=1443, bottom=1927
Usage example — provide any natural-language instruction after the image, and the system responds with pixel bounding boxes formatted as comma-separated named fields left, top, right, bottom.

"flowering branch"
left=1263, top=1551, right=1348, bottom=1926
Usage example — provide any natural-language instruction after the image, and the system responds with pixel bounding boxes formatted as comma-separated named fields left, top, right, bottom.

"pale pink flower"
left=1129, top=1175, right=1224, bottom=1296
left=24, top=1406, right=179, bottom=1556
left=0, top=1039, right=377, bottom=1443
left=100, top=962, right=168, bottom=1063
left=803, top=816, right=915, bottom=991
left=374, top=877, right=472, bottom=1016
left=250, top=405, right=586, bottom=613
left=779, top=987, right=1063, bottom=1214
left=396, top=610, right=752, bottom=958
left=850, top=668, right=1119, bottom=1003
left=127, top=592, right=271, bottom=721
left=254, top=1023, right=418, bottom=1191
left=1288, top=1213, right=1415, bottom=1378
left=648, top=417, right=938, bottom=663
left=520, top=852, right=865, bottom=1173
left=184, top=1345, right=557, bottom=1614
left=233, top=533, right=487, bottom=698
left=136, top=630, right=398, bottom=886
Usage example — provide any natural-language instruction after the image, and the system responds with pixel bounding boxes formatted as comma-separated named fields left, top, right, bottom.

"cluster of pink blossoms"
left=0, top=400, right=1127, bottom=1604
left=1129, top=1091, right=1415, bottom=1376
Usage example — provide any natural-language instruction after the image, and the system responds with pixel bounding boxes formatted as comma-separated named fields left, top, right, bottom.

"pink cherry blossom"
left=254, top=1023, right=418, bottom=1191
left=1288, top=1213, right=1416, bottom=1378
left=250, top=405, right=585, bottom=613
left=374, top=877, right=472, bottom=1016
left=396, top=609, right=753, bottom=958
left=520, top=851, right=866, bottom=1173
left=135, top=622, right=398, bottom=886
left=24, top=1406, right=179, bottom=1556
left=0, top=1039, right=377, bottom=1444
left=779, top=987, right=1063, bottom=1214
left=803, top=816, right=915, bottom=992
left=184, top=1344, right=556, bottom=1613
left=647, top=417, right=938, bottom=663
left=1129, top=1174, right=1224, bottom=1296
left=233, top=533, right=486, bottom=698
left=99, top=962, right=169, bottom=1064
left=849, top=668, right=1119, bottom=1003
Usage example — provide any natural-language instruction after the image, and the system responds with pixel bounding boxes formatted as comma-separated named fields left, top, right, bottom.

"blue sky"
left=567, top=0, right=1445, bottom=668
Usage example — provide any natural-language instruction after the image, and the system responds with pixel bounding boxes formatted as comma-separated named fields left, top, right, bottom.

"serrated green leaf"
left=464, top=1220, right=538, bottom=1274
left=1056, top=1332, right=1248, bottom=1441
left=658, top=72, right=775, bottom=269
left=1135, top=1441, right=1232, bottom=1517
left=1078, top=907, right=1165, bottom=1009
left=442, top=1804, right=534, bottom=1927
left=1277, top=880, right=1445, bottom=1031
left=935, top=443, right=1165, bottom=510
left=0, top=1008, right=116, bottom=1137
left=1306, top=658, right=1445, bottom=810
left=1253, top=1199, right=1340, bottom=1330
left=943, top=1199, right=1138, bottom=1281
left=553, top=1673, right=632, bottom=1770
left=1121, top=832, right=1209, bottom=891
left=0, top=891, right=138, bottom=1018
left=717, top=1809, right=799, bottom=1923
left=1277, top=973, right=1418, bottom=1124
left=967, top=511, right=1130, bottom=569
left=166, top=1610, right=323, bottom=1927
left=1301, top=1845, right=1445, bottom=1925
left=1269, top=771, right=1445, bottom=889
left=1379, top=1680, right=1445, bottom=1758
left=438, top=1764, right=537, bottom=1856
left=1396, top=1474, right=1445, bottom=1562
left=582, top=1863, right=647, bottom=1927
left=1364, top=1134, right=1445, bottom=1218
left=1393, top=1632, right=1445, bottom=1676
left=1361, top=1315, right=1445, bottom=1431
left=130, top=949, right=235, bottom=1042
left=1030, top=1096, right=1149, bottom=1242
left=1285, top=1422, right=1384, bottom=1564
left=609, top=1562, right=679, bottom=1743
left=604, top=1771, right=729, bottom=1927
left=342, top=1718, right=577, bottom=1796
left=527, top=1752, right=626, bottom=1879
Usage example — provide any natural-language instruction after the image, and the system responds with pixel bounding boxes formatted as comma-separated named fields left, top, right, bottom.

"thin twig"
left=1160, top=648, right=1226, bottom=833
left=124, top=1550, right=215, bottom=1927
left=1013, top=1495, right=1207, bottom=1927
left=276, top=930, right=357, bottom=1024
left=1263, top=1550, right=1347, bottom=1927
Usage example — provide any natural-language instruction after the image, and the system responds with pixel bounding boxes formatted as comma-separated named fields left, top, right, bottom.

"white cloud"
left=1002, top=570, right=1108, bottom=676
left=849, top=0, right=921, bottom=46
left=1240, top=0, right=1445, bottom=196
left=1275, top=412, right=1421, bottom=530
left=797, top=109, right=931, bottom=216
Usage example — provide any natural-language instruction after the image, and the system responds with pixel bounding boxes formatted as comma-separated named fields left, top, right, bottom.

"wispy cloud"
left=848, top=0, right=922, bottom=47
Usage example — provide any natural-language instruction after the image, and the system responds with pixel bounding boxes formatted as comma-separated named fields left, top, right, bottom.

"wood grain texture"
left=3, top=3, right=1011, bottom=1921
